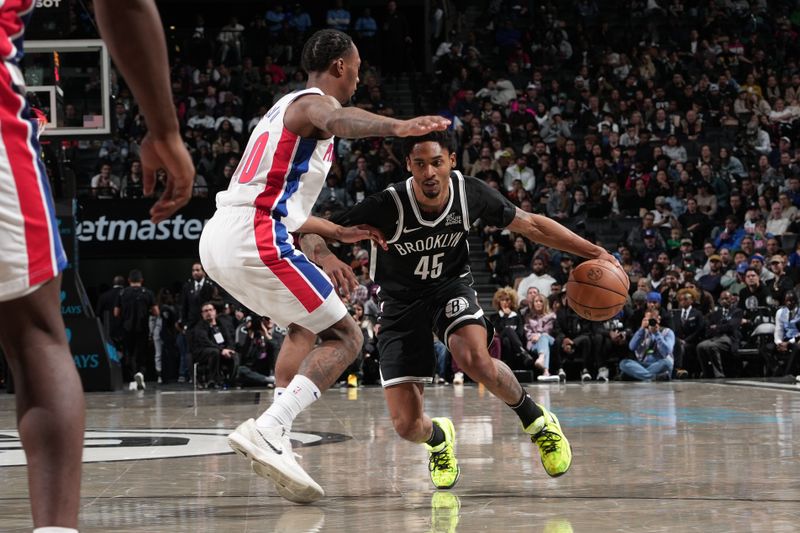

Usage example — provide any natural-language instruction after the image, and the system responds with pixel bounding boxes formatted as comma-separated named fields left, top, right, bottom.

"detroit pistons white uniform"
left=0, top=1, right=67, bottom=302
left=199, top=88, right=346, bottom=332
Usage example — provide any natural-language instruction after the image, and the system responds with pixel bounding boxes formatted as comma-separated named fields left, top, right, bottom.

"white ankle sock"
left=34, top=528, right=79, bottom=533
left=257, top=375, right=320, bottom=430
left=274, top=386, right=286, bottom=399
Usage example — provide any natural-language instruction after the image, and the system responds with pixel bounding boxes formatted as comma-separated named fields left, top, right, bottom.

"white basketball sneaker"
left=228, top=418, right=324, bottom=503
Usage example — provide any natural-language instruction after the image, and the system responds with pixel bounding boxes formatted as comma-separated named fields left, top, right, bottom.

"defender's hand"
left=141, top=131, right=195, bottom=223
left=394, top=116, right=451, bottom=136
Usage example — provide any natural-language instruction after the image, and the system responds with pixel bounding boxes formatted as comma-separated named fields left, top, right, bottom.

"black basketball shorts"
left=377, top=281, right=486, bottom=386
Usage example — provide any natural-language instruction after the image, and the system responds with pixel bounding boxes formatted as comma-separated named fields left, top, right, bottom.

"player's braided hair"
left=301, top=29, right=354, bottom=73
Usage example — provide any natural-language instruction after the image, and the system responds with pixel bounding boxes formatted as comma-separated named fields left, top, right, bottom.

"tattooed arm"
left=287, top=93, right=450, bottom=139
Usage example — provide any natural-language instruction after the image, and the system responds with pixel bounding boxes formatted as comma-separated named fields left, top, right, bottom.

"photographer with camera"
left=236, top=316, right=278, bottom=387
left=620, top=294, right=676, bottom=381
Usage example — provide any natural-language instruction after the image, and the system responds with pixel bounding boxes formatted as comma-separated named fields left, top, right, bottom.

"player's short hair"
left=402, top=130, right=456, bottom=159
left=301, top=29, right=354, bottom=73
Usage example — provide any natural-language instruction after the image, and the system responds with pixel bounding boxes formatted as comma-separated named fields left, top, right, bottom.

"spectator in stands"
left=621, top=308, right=675, bottom=382
left=768, top=255, right=794, bottom=306
left=217, top=16, right=244, bottom=65
left=739, top=267, right=771, bottom=320
left=524, top=293, right=559, bottom=382
left=120, top=159, right=144, bottom=199
left=345, top=155, right=378, bottom=195
left=750, top=253, right=775, bottom=283
left=314, top=173, right=351, bottom=213
left=696, top=254, right=724, bottom=298
left=187, top=104, right=215, bottom=131
left=552, top=300, right=593, bottom=382
left=179, top=262, right=219, bottom=330
left=495, top=235, right=532, bottom=288
left=504, top=154, right=535, bottom=192
left=626, top=211, right=665, bottom=254
left=90, top=162, right=120, bottom=199
left=214, top=105, right=244, bottom=135
left=679, top=197, right=711, bottom=247
left=769, top=290, right=800, bottom=378
left=696, top=291, right=742, bottom=379
left=767, top=202, right=790, bottom=236
left=714, top=216, right=745, bottom=250
left=191, top=302, right=239, bottom=388
left=326, top=0, right=351, bottom=31
left=490, top=287, right=533, bottom=371
left=517, top=256, right=557, bottom=300
left=672, top=288, right=705, bottom=379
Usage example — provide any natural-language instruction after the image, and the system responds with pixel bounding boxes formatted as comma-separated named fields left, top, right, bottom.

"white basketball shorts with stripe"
left=0, top=59, right=66, bottom=302
left=199, top=206, right=347, bottom=334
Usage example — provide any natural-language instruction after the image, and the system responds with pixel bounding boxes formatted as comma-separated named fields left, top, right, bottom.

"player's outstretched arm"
left=297, top=216, right=387, bottom=249
left=305, top=95, right=450, bottom=138
left=94, top=0, right=195, bottom=222
left=506, top=207, right=621, bottom=267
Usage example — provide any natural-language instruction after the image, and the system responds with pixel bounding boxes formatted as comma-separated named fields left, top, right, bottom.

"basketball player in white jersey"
left=199, top=29, right=450, bottom=503
left=0, top=2, right=193, bottom=531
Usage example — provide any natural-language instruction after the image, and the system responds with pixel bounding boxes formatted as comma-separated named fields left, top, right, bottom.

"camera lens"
left=648, top=318, right=657, bottom=327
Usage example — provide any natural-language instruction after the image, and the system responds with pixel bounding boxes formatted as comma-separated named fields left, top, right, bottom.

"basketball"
left=566, top=259, right=629, bottom=321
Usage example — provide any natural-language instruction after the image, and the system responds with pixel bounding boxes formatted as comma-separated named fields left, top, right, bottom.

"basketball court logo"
left=445, top=297, right=469, bottom=318
left=587, top=268, right=603, bottom=281
left=0, top=428, right=350, bottom=467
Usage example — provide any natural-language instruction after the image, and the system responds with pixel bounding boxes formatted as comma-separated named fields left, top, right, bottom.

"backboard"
left=21, top=39, right=111, bottom=138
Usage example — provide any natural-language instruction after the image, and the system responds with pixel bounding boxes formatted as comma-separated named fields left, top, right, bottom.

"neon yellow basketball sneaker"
left=425, top=417, right=460, bottom=489
left=523, top=406, right=572, bottom=477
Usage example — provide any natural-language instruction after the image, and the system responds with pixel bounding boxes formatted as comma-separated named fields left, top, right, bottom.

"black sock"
left=508, top=391, right=544, bottom=428
left=426, top=420, right=446, bottom=448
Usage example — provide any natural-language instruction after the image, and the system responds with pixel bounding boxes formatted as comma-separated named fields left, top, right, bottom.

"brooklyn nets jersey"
left=331, top=171, right=516, bottom=301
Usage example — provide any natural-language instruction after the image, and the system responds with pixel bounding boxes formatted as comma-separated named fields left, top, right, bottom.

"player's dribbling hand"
left=395, top=116, right=452, bottom=137
left=596, top=250, right=630, bottom=290
left=319, top=255, right=360, bottom=294
left=140, top=131, right=196, bottom=223
left=336, top=225, right=388, bottom=251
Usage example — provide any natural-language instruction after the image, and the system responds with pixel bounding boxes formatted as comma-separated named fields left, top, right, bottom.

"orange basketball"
left=565, top=259, right=629, bottom=321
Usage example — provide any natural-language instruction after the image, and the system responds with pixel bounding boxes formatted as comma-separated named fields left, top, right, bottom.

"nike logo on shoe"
left=255, top=428, right=283, bottom=455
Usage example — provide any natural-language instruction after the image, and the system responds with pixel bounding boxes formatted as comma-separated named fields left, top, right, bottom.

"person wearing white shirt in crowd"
left=767, top=202, right=790, bottom=236
left=517, top=256, right=557, bottom=300
left=504, top=154, right=535, bottom=191
left=214, top=105, right=244, bottom=134
left=187, top=104, right=216, bottom=131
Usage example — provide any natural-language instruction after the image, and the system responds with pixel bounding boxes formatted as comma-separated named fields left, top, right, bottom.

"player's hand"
left=319, top=254, right=360, bottom=294
left=140, top=131, right=196, bottom=223
left=336, top=224, right=388, bottom=251
left=595, top=250, right=629, bottom=290
left=394, top=116, right=451, bottom=137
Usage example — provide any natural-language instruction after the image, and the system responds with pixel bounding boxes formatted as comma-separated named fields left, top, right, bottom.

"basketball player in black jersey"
left=300, top=130, right=621, bottom=489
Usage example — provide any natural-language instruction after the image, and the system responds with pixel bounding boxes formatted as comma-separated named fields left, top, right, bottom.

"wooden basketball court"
left=2, top=381, right=799, bottom=531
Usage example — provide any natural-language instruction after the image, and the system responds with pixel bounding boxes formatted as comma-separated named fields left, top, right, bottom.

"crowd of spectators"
left=41, top=1, right=800, bottom=385
left=440, top=0, right=800, bottom=382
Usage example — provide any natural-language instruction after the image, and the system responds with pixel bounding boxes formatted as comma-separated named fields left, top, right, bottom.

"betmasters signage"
left=76, top=199, right=214, bottom=258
